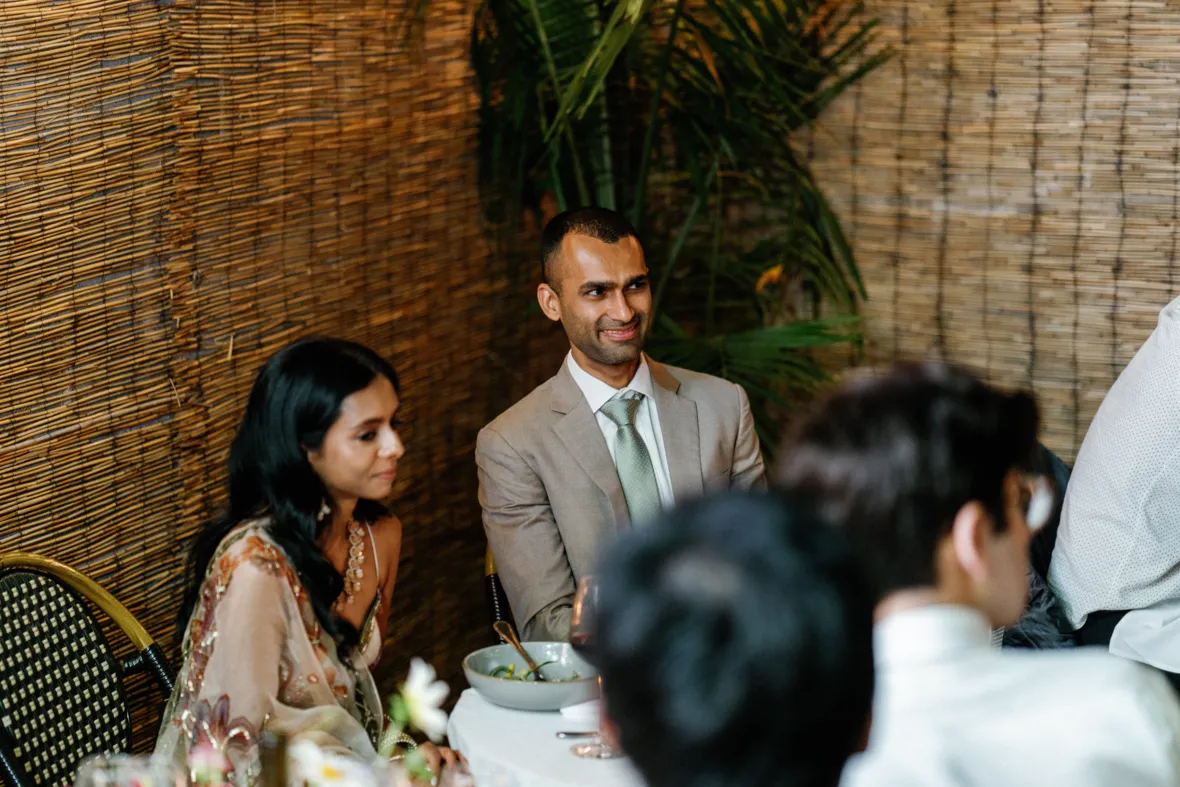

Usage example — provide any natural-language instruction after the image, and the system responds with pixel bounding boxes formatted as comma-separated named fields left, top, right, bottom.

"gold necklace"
left=336, top=519, right=365, bottom=610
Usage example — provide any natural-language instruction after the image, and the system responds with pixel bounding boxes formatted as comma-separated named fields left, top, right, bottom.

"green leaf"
left=543, top=0, right=658, bottom=146
left=389, top=694, right=410, bottom=728
left=469, top=0, right=889, bottom=441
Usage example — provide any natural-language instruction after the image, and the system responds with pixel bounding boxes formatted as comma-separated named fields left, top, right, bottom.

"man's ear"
left=537, top=283, right=563, bottom=323
left=950, top=500, right=990, bottom=581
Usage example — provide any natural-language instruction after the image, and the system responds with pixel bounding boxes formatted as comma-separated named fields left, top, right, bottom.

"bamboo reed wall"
left=0, top=0, right=547, bottom=752
left=808, top=0, right=1180, bottom=460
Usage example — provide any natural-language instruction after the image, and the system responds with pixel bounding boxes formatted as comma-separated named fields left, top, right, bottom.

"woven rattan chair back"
left=0, top=554, right=174, bottom=787
left=0, top=571, right=130, bottom=787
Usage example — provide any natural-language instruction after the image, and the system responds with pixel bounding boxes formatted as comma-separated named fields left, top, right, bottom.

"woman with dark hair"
left=156, top=337, right=455, bottom=783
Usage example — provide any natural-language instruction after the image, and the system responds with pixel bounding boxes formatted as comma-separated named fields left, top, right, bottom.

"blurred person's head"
left=776, top=362, right=1041, bottom=628
left=537, top=208, right=651, bottom=379
left=592, top=491, right=875, bottom=787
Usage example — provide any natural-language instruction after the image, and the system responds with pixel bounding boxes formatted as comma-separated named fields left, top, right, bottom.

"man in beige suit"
left=477, top=207, right=767, bottom=640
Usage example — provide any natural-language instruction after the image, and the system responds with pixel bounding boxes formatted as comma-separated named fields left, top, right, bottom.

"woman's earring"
left=318, top=501, right=331, bottom=522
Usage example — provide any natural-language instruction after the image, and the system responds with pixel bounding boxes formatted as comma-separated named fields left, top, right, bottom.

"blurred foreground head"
left=593, top=491, right=875, bottom=787
left=777, top=362, right=1041, bottom=627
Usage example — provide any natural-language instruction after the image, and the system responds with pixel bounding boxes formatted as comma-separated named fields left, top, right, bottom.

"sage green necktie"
left=599, top=391, right=662, bottom=527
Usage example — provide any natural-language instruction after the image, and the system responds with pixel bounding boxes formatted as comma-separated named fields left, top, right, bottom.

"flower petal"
left=415, top=706, right=450, bottom=742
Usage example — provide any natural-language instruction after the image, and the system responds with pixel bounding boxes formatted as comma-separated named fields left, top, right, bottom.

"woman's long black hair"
left=177, top=337, right=400, bottom=653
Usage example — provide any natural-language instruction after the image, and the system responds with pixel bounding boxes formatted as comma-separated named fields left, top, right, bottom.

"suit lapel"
left=550, top=363, right=630, bottom=528
left=649, top=359, right=704, bottom=501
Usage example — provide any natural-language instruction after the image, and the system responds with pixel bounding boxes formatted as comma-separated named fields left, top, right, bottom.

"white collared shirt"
left=565, top=352, right=675, bottom=509
left=842, top=605, right=1180, bottom=787
left=1048, top=295, right=1180, bottom=670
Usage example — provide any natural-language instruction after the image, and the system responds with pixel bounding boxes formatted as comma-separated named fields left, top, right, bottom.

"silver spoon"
left=493, top=619, right=549, bottom=682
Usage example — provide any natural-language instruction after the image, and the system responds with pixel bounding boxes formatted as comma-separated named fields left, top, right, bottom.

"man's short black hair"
left=776, top=362, right=1040, bottom=599
left=593, top=490, right=875, bottom=787
left=540, top=207, right=640, bottom=289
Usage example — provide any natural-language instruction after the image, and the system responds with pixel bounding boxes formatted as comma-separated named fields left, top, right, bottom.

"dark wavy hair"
left=776, top=361, right=1040, bottom=600
left=177, top=337, right=400, bottom=653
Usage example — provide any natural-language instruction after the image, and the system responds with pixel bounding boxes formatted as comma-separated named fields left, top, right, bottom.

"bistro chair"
left=0, top=553, right=174, bottom=787
left=484, top=546, right=514, bottom=639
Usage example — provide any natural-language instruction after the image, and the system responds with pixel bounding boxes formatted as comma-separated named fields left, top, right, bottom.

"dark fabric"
left=1076, top=609, right=1180, bottom=696
left=1075, top=609, right=1129, bottom=648
left=1003, top=569, right=1076, bottom=649
left=1029, top=443, right=1072, bottom=583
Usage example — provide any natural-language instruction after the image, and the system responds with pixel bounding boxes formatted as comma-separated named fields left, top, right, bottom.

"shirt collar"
left=565, top=351, right=655, bottom=414
left=874, top=604, right=994, bottom=670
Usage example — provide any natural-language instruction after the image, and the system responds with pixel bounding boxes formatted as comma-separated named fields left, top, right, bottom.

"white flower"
left=289, top=740, right=378, bottom=787
left=401, top=657, right=450, bottom=742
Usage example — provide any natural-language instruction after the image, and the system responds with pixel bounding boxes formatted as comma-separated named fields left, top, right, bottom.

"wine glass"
left=568, top=575, right=620, bottom=760
left=75, top=754, right=183, bottom=787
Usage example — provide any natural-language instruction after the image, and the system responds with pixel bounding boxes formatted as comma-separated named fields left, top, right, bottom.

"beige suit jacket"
left=476, top=357, right=767, bottom=640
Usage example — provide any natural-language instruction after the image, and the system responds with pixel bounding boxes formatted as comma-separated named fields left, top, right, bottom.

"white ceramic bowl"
left=462, top=641, right=599, bottom=712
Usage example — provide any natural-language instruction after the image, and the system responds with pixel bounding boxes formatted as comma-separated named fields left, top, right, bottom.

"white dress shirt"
left=841, top=605, right=1180, bottom=787
left=1049, top=294, right=1180, bottom=667
left=565, top=352, right=675, bottom=509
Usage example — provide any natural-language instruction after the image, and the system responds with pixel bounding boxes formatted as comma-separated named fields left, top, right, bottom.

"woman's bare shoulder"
left=371, top=514, right=403, bottom=552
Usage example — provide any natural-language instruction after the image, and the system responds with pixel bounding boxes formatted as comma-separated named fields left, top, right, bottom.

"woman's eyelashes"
left=358, top=416, right=402, bottom=442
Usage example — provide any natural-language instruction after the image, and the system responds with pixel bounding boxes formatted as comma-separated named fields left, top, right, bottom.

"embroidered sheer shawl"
left=155, top=521, right=384, bottom=785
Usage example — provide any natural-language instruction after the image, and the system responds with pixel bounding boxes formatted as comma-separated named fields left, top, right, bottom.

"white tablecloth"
left=446, top=690, right=646, bottom=787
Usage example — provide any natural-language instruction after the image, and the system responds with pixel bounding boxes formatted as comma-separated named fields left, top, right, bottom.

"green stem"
left=593, top=98, right=616, bottom=209
left=630, top=0, right=687, bottom=229
left=588, top=5, right=615, bottom=209
left=565, top=129, right=591, bottom=206
left=538, top=109, right=570, bottom=211
left=706, top=173, right=723, bottom=336
left=651, top=153, right=719, bottom=322
left=526, top=0, right=590, bottom=206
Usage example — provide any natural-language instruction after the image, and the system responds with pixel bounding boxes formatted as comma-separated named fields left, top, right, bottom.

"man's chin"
left=577, top=343, right=642, bottom=367
left=597, top=343, right=643, bottom=365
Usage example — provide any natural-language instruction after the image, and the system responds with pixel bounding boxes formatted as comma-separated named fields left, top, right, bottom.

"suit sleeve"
left=730, top=383, right=767, bottom=491
left=476, top=425, right=575, bottom=641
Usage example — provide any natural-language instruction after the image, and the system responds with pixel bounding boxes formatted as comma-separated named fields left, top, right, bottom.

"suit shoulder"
left=660, top=363, right=744, bottom=399
left=481, top=376, right=559, bottom=443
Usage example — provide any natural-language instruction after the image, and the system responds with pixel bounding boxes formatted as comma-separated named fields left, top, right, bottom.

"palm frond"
left=467, top=0, right=890, bottom=440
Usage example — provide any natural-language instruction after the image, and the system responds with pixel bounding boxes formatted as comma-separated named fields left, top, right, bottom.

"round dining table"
left=446, top=689, right=646, bottom=787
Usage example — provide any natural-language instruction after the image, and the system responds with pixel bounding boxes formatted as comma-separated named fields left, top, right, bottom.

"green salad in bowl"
left=486, top=661, right=582, bottom=682
left=463, top=641, right=599, bottom=711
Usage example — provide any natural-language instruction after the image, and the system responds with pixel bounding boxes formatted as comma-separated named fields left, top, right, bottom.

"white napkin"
left=558, top=698, right=601, bottom=725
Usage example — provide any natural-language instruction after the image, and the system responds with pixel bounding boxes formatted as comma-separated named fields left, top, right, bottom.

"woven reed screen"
left=0, top=0, right=516, bottom=752
left=808, top=0, right=1180, bottom=460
